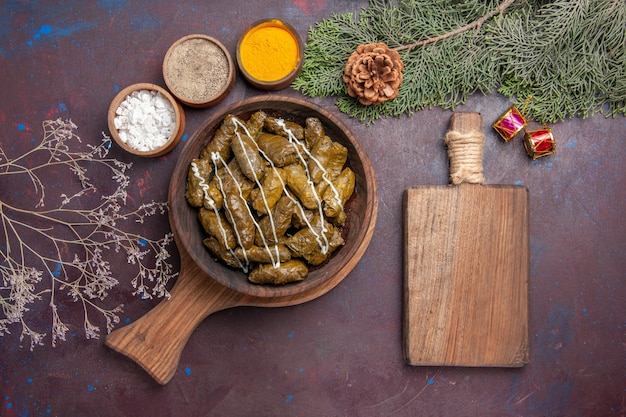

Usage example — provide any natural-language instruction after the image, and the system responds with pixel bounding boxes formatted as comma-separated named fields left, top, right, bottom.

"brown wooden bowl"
left=172, top=95, right=377, bottom=298
left=105, top=95, right=377, bottom=384
left=107, top=83, right=185, bottom=157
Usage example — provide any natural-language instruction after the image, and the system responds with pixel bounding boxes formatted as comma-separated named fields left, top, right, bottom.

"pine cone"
left=343, top=43, right=404, bottom=106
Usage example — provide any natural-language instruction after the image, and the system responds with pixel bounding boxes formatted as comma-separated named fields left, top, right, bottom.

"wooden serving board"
left=403, top=112, right=529, bottom=367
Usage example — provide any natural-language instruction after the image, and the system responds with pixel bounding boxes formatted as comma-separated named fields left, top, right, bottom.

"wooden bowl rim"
left=168, top=95, right=378, bottom=299
left=163, top=34, right=236, bottom=107
left=236, top=19, right=304, bottom=91
left=107, top=82, right=185, bottom=157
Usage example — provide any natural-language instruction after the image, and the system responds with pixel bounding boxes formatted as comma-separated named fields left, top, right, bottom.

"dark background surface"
left=1, top=1, right=624, bottom=416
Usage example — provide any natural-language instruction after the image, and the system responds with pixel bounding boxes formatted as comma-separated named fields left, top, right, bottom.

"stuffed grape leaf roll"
left=200, top=114, right=235, bottom=164
left=308, top=135, right=348, bottom=185
left=203, top=236, right=241, bottom=269
left=245, top=110, right=267, bottom=138
left=234, top=244, right=291, bottom=264
left=255, top=195, right=296, bottom=246
left=256, top=132, right=299, bottom=167
left=250, top=167, right=286, bottom=215
left=186, top=158, right=212, bottom=208
left=223, top=190, right=256, bottom=250
left=284, top=163, right=320, bottom=210
left=323, top=167, right=355, bottom=218
left=248, top=260, right=308, bottom=285
left=232, top=119, right=266, bottom=182
left=304, top=117, right=325, bottom=149
left=286, top=216, right=345, bottom=266
left=264, top=117, right=304, bottom=140
left=197, top=207, right=237, bottom=250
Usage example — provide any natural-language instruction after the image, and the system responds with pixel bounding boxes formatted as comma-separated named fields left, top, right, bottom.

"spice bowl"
left=107, top=83, right=185, bottom=157
left=163, top=34, right=236, bottom=108
left=237, top=19, right=304, bottom=91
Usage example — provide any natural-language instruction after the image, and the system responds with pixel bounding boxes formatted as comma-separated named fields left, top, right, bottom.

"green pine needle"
left=293, top=0, right=626, bottom=125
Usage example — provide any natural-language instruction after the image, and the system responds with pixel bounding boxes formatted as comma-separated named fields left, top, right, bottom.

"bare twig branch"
left=0, top=118, right=176, bottom=349
left=395, top=0, right=517, bottom=51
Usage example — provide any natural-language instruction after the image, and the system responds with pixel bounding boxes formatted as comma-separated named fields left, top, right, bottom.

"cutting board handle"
left=403, top=111, right=530, bottom=367
left=445, top=112, right=485, bottom=185
left=105, top=260, right=248, bottom=385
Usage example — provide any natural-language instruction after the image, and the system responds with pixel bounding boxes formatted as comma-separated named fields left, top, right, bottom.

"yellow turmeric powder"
left=239, top=21, right=300, bottom=82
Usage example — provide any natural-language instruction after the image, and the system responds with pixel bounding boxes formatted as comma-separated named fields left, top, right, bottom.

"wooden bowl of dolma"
left=105, top=95, right=377, bottom=385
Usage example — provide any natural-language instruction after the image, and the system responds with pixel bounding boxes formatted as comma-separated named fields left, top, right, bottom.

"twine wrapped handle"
left=445, top=112, right=485, bottom=185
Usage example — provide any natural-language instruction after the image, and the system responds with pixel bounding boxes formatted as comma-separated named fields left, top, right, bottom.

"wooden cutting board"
left=403, top=112, right=529, bottom=367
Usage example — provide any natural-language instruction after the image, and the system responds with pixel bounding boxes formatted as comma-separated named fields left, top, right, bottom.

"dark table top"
left=1, top=1, right=624, bottom=416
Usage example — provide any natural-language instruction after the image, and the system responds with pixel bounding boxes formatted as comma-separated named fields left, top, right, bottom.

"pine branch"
left=293, top=0, right=626, bottom=125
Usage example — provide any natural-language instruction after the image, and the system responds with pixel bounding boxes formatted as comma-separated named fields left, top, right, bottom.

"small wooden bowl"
left=236, top=19, right=304, bottom=91
left=163, top=34, right=235, bottom=108
left=108, top=83, right=185, bottom=157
